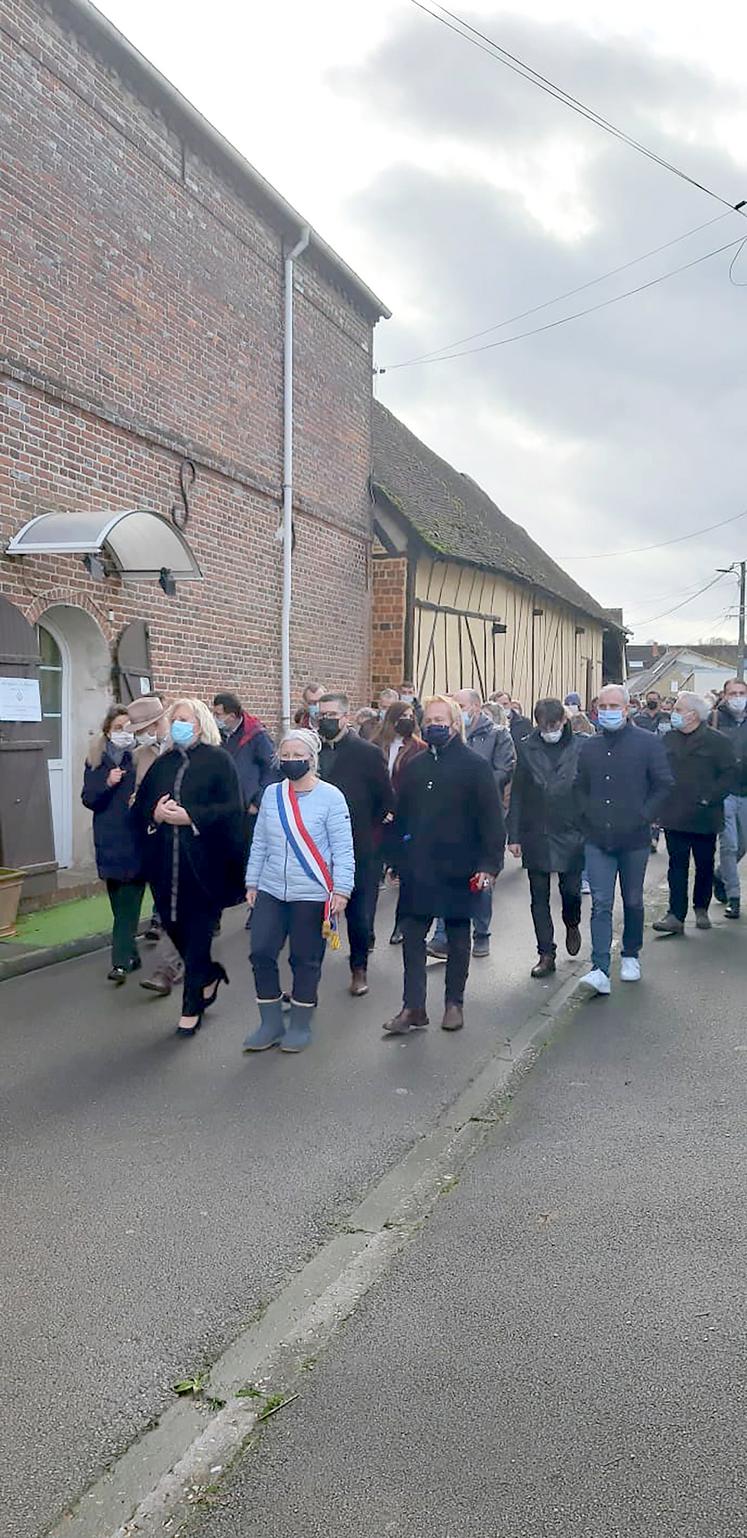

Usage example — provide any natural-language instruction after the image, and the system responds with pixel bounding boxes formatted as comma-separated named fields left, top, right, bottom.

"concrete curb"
left=0, top=929, right=113, bottom=983
left=47, top=959, right=589, bottom=1538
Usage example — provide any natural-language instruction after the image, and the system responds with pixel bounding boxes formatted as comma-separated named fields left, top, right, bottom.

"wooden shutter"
left=114, top=620, right=154, bottom=704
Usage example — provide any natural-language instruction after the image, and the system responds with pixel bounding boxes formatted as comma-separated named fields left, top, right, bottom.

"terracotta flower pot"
left=0, top=869, right=24, bottom=938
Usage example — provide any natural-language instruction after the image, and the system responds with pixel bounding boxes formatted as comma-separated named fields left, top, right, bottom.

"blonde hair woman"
left=133, top=698, right=245, bottom=1036
left=383, top=693, right=506, bottom=1037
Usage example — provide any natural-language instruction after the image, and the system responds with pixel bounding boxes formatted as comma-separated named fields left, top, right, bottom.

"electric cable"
left=377, top=235, right=745, bottom=372
left=412, top=2, right=745, bottom=213
left=626, top=571, right=729, bottom=630
left=556, top=506, right=747, bottom=561
left=386, top=211, right=733, bottom=370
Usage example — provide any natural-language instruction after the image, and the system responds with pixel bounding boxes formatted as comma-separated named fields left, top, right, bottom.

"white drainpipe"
left=281, top=226, right=311, bottom=732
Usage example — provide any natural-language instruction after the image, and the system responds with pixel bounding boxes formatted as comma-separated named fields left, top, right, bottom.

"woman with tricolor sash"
left=243, top=728, right=355, bottom=1053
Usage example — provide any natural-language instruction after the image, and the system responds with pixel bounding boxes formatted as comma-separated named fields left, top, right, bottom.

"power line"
left=628, top=571, right=729, bottom=630
left=557, top=506, right=747, bottom=561
left=385, top=211, right=733, bottom=370
left=625, top=577, right=717, bottom=623
left=411, top=2, right=745, bottom=214
left=729, top=238, right=747, bottom=287
left=377, top=235, right=745, bottom=372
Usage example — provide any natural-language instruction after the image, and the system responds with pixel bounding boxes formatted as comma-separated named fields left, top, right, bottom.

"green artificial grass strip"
left=1, top=893, right=114, bottom=949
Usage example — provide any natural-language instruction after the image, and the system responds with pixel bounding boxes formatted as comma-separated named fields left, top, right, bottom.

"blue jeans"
left=432, top=886, right=493, bottom=947
left=716, top=793, right=747, bottom=900
left=585, top=843, right=649, bottom=975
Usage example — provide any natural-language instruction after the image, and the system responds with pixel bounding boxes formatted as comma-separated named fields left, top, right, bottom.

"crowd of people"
left=81, top=671, right=747, bottom=1051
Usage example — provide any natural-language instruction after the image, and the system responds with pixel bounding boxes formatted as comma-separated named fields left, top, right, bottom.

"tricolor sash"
left=275, top=780, right=340, bottom=946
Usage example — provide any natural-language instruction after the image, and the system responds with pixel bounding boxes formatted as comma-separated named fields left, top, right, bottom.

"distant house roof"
left=54, top=0, right=390, bottom=324
left=372, top=403, right=621, bottom=630
left=630, top=646, right=738, bottom=694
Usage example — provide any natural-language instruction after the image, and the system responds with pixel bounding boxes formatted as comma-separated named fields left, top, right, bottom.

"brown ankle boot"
left=349, top=968, right=369, bottom=996
left=531, top=954, right=556, bottom=979
left=382, top=1007, right=429, bottom=1035
left=441, top=1003, right=464, bottom=1031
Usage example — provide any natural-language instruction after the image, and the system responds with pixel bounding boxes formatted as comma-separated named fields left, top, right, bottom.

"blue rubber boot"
left=242, top=998, right=285, bottom=1052
left=280, top=1000, right=315, bottom=1053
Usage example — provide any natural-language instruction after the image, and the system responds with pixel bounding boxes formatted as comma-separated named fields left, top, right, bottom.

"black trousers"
left=527, top=867, right=582, bottom=957
left=664, top=829, right=717, bottom=920
left=162, top=901, right=222, bottom=1016
left=251, top=890, right=326, bottom=1005
left=106, top=879, right=145, bottom=968
left=346, top=852, right=381, bottom=971
left=401, top=914, right=471, bottom=1011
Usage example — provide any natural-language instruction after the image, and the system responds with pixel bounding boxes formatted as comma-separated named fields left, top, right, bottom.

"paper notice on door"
left=0, top=676, right=42, bottom=721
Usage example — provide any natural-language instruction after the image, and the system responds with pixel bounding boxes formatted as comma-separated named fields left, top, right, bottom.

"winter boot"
left=242, top=998, right=285, bottom=1052
left=280, top=1000, right=315, bottom=1053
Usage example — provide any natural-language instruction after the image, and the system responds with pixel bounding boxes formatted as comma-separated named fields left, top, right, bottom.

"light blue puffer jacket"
left=246, top=780, right=355, bottom=901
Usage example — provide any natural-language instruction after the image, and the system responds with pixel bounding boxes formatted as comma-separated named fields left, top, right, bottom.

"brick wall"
left=0, top=0, right=381, bottom=727
left=372, top=556, right=408, bottom=694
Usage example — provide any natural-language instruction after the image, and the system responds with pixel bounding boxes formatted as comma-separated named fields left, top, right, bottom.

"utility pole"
left=738, top=560, right=746, bottom=681
left=717, top=561, right=746, bottom=680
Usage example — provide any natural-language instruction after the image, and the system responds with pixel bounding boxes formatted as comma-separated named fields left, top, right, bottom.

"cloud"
left=339, top=9, right=747, bottom=637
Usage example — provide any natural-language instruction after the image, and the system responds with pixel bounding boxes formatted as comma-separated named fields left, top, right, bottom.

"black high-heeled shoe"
left=203, top=964, right=230, bottom=1009
left=175, top=1013, right=203, bottom=1038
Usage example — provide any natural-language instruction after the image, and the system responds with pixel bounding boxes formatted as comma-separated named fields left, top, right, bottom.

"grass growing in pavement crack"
left=236, top=1384, right=264, bottom=1399
left=172, top=1372, right=208, bottom=1397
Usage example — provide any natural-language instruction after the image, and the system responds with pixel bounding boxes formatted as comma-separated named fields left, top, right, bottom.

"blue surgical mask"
left=598, top=708, right=625, bottom=732
left=670, top=711, right=685, bottom=730
left=308, top=703, right=320, bottom=720
left=424, top=723, right=451, bottom=750
left=727, top=696, right=747, bottom=715
left=462, top=710, right=472, bottom=728
left=171, top=720, right=195, bottom=749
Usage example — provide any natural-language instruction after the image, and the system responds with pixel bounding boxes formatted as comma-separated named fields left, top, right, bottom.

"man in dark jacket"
left=317, top=692, right=393, bottom=997
left=424, top=688, right=515, bottom=959
left=632, top=689, right=670, bottom=850
left=574, top=684, right=673, bottom=994
left=212, top=693, right=275, bottom=817
left=633, top=689, right=667, bottom=734
left=652, top=693, right=736, bottom=935
left=384, top=696, right=505, bottom=1036
left=712, top=677, right=747, bottom=917
left=508, top=699, right=584, bottom=978
left=494, top=691, right=533, bottom=749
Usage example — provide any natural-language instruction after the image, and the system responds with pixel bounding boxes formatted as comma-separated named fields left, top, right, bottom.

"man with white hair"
left=652, top=692, right=736, bottom=936
left=574, top=683, right=673, bottom=993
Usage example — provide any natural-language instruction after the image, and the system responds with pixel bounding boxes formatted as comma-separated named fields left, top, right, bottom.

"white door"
left=37, top=623, right=72, bottom=868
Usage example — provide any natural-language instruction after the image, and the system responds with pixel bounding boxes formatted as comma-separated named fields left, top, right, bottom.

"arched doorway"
left=37, top=605, right=112, bottom=871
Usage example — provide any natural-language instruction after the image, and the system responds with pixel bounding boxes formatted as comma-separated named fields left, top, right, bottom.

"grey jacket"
left=466, top=713, right=516, bottom=792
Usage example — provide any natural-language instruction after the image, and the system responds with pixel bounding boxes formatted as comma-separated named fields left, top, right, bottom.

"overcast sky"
left=97, top=0, right=747, bottom=644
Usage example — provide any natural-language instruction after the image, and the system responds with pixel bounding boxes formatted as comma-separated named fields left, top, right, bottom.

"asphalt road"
left=188, top=895, right=747, bottom=1538
left=3, top=861, right=591, bottom=1538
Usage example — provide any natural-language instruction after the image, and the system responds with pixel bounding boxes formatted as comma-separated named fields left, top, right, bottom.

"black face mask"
left=646, top=700, right=658, bottom=711
left=424, top=723, right=451, bottom=750
left=280, top=759, right=310, bottom=781
left=318, top=717, right=341, bottom=741
left=399, top=717, right=416, bottom=738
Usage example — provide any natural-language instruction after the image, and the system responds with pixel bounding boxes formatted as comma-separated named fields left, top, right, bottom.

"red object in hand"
left=469, top=874, right=481, bottom=892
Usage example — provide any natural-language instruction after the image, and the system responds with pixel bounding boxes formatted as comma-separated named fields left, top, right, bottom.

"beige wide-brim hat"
left=128, top=696, right=166, bottom=731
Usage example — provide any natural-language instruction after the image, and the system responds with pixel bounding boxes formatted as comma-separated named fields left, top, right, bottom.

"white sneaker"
left=620, top=957, right=641, bottom=982
left=579, top=967, right=611, bottom=995
left=581, top=879, right=591, bottom=896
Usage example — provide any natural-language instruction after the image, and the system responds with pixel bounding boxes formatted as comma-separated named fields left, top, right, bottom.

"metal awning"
left=5, top=509, right=202, bottom=580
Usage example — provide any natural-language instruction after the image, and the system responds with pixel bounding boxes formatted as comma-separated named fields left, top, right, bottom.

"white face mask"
left=540, top=728, right=563, bottom=744
left=726, top=695, right=747, bottom=715
left=136, top=731, right=158, bottom=748
left=109, top=729, right=135, bottom=749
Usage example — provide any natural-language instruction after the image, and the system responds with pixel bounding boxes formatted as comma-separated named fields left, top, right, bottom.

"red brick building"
left=0, top=0, right=387, bottom=883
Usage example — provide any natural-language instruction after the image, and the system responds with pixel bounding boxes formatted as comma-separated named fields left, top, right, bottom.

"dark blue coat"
left=82, top=748, right=143, bottom=882
left=574, top=720, right=674, bottom=852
